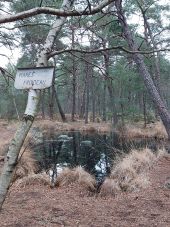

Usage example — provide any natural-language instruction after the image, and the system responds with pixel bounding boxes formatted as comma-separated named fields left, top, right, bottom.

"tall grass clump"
left=13, top=149, right=39, bottom=181
left=118, top=121, right=167, bottom=139
left=100, top=148, right=167, bottom=196
left=56, top=166, right=96, bottom=191
left=14, top=172, right=50, bottom=188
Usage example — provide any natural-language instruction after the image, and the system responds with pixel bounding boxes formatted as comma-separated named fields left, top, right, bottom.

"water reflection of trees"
left=33, top=130, right=160, bottom=178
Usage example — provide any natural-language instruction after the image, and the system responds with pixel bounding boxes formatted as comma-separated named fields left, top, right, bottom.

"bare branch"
left=48, top=46, right=170, bottom=58
left=0, top=0, right=114, bottom=24
left=0, top=23, right=50, bottom=31
left=0, top=67, right=14, bottom=81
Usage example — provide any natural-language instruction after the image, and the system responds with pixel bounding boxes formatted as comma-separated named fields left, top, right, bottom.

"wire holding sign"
left=14, top=66, right=55, bottom=89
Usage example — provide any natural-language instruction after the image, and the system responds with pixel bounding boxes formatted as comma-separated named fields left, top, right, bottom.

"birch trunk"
left=0, top=0, right=74, bottom=209
left=115, top=0, right=170, bottom=139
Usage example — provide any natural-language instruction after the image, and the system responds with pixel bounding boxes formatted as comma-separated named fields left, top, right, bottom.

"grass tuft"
left=99, top=178, right=120, bottom=197
left=13, top=149, right=39, bottom=181
left=14, top=172, right=50, bottom=188
left=56, top=166, right=96, bottom=191
left=100, top=148, right=168, bottom=196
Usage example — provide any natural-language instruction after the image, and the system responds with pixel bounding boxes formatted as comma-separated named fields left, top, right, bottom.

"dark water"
left=32, top=130, right=164, bottom=180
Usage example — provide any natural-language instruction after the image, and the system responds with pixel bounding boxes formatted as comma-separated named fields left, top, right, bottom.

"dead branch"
left=0, top=0, right=114, bottom=24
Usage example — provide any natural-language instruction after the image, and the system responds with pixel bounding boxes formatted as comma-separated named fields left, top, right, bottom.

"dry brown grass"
left=56, top=166, right=96, bottom=191
left=13, top=172, right=50, bottom=188
left=99, top=178, right=120, bottom=197
left=110, top=148, right=157, bottom=191
left=119, top=121, right=167, bottom=139
left=0, top=148, right=38, bottom=182
left=100, top=148, right=168, bottom=196
left=34, top=119, right=111, bottom=134
left=13, top=149, right=39, bottom=181
left=127, top=173, right=150, bottom=192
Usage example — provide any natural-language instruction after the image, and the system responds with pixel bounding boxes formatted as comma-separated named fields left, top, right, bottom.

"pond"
left=32, top=128, right=164, bottom=181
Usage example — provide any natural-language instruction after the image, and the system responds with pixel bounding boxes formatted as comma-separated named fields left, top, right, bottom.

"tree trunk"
left=80, top=85, right=86, bottom=119
left=0, top=0, right=74, bottom=209
left=54, top=87, right=67, bottom=122
left=138, top=2, right=162, bottom=96
left=85, top=58, right=90, bottom=124
left=40, top=90, right=45, bottom=119
left=49, top=76, right=56, bottom=120
left=71, top=26, right=76, bottom=121
left=48, top=87, right=53, bottom=119
left=102, top=82, right=107, bottom=121
left=143, top=92, right=147, bottom=128
left=115, top=0, right=170, bottom=139
left=91, top=75, right=96, bottom=122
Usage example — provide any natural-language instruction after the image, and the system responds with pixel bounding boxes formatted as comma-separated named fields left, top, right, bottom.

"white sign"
left=14, top=67, right=54, bottom=89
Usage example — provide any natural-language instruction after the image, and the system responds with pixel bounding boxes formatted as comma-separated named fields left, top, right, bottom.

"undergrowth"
left=99, top=148, right=167, bottom=196
left=11, top=147, right=169, bottom=197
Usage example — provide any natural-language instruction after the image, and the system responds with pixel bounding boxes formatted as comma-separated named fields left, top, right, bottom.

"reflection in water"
left=33, top=130, right=162, bottom=181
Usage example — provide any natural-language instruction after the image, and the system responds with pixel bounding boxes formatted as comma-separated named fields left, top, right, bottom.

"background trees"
left=0, top=0, right=169, bottom=125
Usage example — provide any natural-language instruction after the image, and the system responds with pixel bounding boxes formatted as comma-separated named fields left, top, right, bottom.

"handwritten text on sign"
left=14, top=67, right=54, bottom=89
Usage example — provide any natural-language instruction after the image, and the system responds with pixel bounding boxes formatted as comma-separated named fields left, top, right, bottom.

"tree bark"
left=54, top=87, right=67, bottom=122
left=91, top=75, right=96, bottom=122
left=71, top=26, right=76, bottom=121
left=40, top=90, right=45, bottom=119
left=0, top=0, right=74, bottom=209
left=80, top=84, right=86, bottom=119
left=48, top=86, right=54, bottom=120
left=102, top=82, right=107, bottom=121
left=137, top=1, right=162, bottom=95
left=115, top=0, right=170, bottom=139
left=85, top=61, right=90, bottom=124
left=143, top=92, right=147, bottom=127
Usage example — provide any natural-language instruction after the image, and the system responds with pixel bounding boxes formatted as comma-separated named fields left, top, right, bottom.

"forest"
left=0, top=0, right=170, bottom=226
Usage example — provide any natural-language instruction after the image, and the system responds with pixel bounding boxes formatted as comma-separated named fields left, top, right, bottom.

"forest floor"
left=0, top=119, right=170, bottom=226
left=0, top=155, right=169, bottom=226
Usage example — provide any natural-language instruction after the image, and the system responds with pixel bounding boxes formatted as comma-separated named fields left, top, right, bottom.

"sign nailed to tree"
left=14, top=66, right=54, bottom=89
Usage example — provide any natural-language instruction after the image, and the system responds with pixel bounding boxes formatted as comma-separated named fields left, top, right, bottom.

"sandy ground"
left=0, top=120, right=170, bottom=226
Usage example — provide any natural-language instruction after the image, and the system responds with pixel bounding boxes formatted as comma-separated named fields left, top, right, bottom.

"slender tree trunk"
left=137, top=2, right=162, bottom=96
left=91, top=76, right=96, bottom=122
left=48, top=87, right=53, bottom=119
left=0, top=0, right=74, bottom=209
left=49, top=75, right=56, bottom=120
left=80, top=85, right=86, bottom=119
left=85, top=59, right=90, bottom=124
left=143, top=92, right=147, bottom=128
left=102, top=82, right=107, bottom=121
left=71, top=26, right=76, bottom=121
left=54, top=87, right=67, bottom=122
left=50, top=87, right=55, bottom=120
left=0, top=91, right=38, bottom=209
left=40, top=90, right=45, bottom=119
